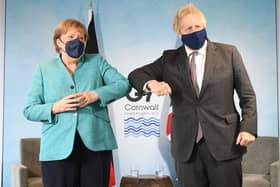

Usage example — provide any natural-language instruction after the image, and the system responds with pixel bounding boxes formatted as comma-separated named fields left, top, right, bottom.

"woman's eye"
left=65, top=35, right=74, bottom=39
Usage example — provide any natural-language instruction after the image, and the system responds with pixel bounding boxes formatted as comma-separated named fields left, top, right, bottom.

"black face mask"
left=61, top=38, right=85, bottom=58
left=181, top=28, right=207, bottom=50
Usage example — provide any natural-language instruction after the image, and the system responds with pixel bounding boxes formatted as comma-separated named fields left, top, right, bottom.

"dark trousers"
left=177, top=139, right=242, bottom=187
left=41, top=132, right=112, bottom=187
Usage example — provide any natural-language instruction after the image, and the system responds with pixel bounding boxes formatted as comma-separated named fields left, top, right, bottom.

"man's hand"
left=236, top=132, right=256, bottom=146
left=147, top=80, right=172, bottom=96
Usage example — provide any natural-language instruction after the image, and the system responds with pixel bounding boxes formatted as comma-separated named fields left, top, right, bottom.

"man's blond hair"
left=173, top=4, right=207, bottom=34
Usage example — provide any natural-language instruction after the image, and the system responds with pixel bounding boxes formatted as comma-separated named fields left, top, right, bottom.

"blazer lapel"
left=56, top=58, right=76, bottom=86
left=177, top=46, right=198, bottom=98
left=199, top=42, right=218, bottom=97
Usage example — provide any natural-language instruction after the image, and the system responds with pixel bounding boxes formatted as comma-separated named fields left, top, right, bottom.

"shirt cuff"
left=143, top=80, right=153, bottom=92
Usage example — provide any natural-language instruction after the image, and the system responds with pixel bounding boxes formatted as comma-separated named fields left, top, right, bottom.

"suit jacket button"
left=70, top=85, right=75, bottom=89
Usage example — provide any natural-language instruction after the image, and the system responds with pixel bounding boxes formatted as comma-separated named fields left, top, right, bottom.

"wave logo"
left=124, top=117, right=160, bottom=137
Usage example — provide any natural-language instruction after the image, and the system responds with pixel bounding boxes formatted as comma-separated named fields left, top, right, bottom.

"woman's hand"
left=73, top=91, right=99, bottom=108
left=52, top=94, right=79, bottom=114
left=52, top=91, right=99, bottom=114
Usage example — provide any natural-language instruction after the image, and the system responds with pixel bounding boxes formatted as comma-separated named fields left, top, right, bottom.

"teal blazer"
left=24, top=54, right=131, bottom=161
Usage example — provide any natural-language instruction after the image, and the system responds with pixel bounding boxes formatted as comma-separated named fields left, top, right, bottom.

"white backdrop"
left=109, top=90, right=176, bottom=185
left=0, top=0, right=5, bottom=185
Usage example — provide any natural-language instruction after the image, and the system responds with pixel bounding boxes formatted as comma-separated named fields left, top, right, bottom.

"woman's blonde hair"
left=53, top=19, right=87, bottom=53
left=173, top=4, right=206, bottom=34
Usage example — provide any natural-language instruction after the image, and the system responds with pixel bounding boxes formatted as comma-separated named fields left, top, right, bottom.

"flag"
left=85, top=2, right=116, bottom=186
left=166, top=106, right=172, bottom=141
left=109, top=161, right=116, bottom=186
left=85, top=2, right=99, bottom=54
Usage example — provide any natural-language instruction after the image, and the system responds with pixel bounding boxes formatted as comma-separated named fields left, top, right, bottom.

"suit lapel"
left=177, top=46, right=198, bottom=98
left=199, top=42, right=218, bottom=97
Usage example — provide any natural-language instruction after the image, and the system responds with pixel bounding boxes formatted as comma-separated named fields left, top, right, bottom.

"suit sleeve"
left=95, top=55, right=131, bottom=107
left=128, top=56, right=164, bottom=93
left=23, top=65, right=57, bottom=124
left=232, top=46, right=257, bottom=136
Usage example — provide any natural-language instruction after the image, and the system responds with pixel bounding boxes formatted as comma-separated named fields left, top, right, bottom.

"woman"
left=23, top=19, right=131, bottom=187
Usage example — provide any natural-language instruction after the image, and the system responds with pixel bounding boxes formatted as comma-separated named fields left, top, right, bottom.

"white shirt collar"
left=185, top=40, right=208, bottom=56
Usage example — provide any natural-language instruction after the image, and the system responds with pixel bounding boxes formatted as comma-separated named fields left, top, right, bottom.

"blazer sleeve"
left=232, top=46, right=257, bottom=136
left=23, top=65, right=57, bottom=124
left=128, top=56, right=164, bottom=93
left=95, top=56, right=131, bottom=107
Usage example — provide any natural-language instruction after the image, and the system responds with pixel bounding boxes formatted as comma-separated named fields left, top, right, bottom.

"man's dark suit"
left=128, top=41, right=257, bottom=163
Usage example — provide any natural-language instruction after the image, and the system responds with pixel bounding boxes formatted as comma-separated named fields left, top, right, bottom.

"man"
left=128, top=4, right=257, bottom=187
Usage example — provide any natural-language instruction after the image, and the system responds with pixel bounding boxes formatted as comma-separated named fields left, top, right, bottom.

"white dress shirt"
left=185, top=40, right=208, bottom=91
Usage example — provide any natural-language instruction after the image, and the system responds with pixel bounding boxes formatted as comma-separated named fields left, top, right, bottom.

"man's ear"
left=178, top=34, right=182, bottom=39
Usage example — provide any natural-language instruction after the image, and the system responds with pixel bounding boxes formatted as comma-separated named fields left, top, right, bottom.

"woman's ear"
left=56, top=38, right=64, bottom=48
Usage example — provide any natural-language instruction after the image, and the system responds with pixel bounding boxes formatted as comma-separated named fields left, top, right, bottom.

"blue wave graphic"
left=124, top=122, right=160, bottom=127
left=124, top=127, right=159, bottom=132
left=124, top=117, right=160, bottom=122
left=123, top=117, right=160, bottom=137
left=124, top=131, right=160, bottom=137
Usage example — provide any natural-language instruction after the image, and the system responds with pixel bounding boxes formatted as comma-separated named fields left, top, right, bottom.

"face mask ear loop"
left=59, top=38, right=65, bottom=44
